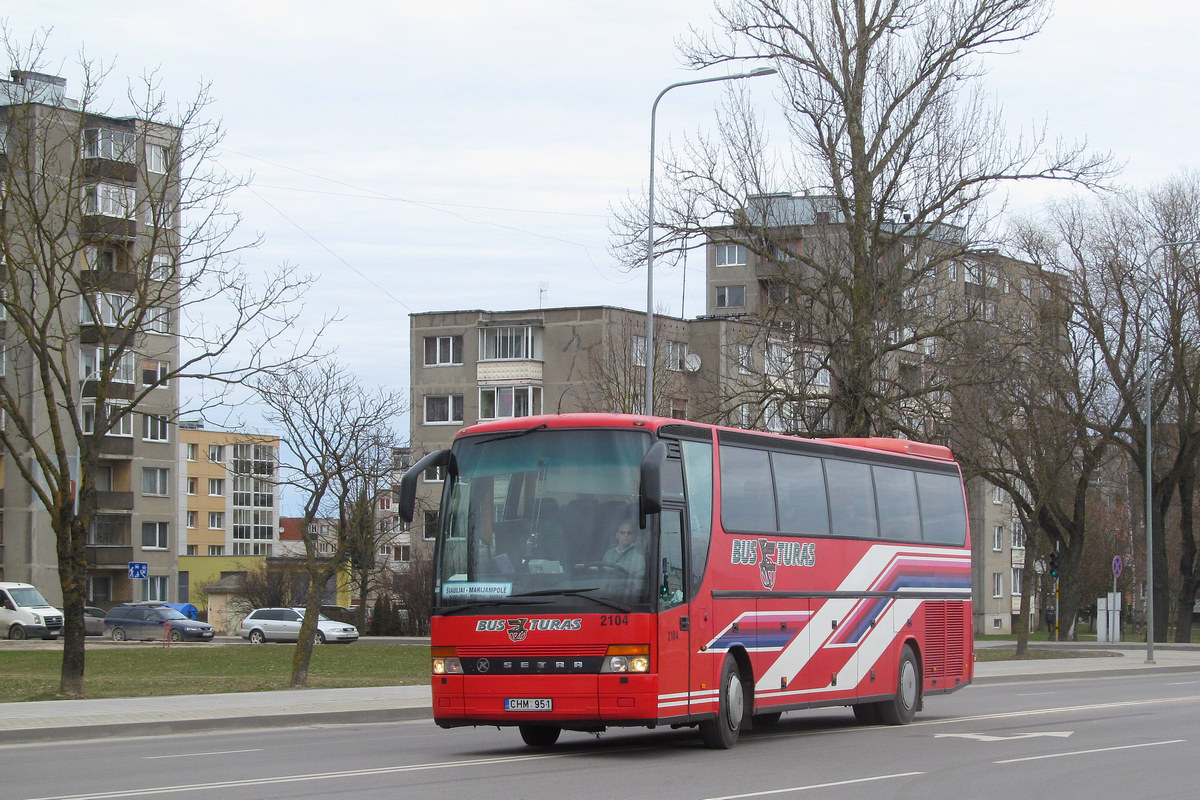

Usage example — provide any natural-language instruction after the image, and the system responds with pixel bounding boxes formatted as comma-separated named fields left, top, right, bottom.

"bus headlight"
left=602, top=645, right=650, bottom=673
left=432, top=647, right=463, bottom=675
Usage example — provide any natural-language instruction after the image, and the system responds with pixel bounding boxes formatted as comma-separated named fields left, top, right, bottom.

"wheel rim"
left=724, top=670, right=745, bottom=730
left=898, top=658, right=918, bottom=711
left=113, top=629, right=125, bottom=641
left=170, top=629, right=182, bottom=642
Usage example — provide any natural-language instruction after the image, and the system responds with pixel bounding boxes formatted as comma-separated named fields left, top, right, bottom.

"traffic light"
left=1049, top=552, right=1060, bottom=579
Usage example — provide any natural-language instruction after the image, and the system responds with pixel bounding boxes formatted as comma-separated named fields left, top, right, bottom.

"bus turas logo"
left=475, top=617, right=585, bottom=642
left=731, top=539, right=817, bottom=589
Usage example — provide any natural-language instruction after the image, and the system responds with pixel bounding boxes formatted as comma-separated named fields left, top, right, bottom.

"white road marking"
left=144, top=748, right=263, bottom=759
left=995, top=739, right=1186, bottom=764
left=935, top=732, right=1072, bottom=742
left=703, top=771, right=925, bottom=800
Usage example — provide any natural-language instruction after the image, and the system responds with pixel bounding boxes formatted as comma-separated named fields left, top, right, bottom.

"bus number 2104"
left=600, top=614, right=629, bottom=626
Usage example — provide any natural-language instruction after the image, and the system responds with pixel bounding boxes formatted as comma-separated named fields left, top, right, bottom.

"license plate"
left=505, top=698, right=552, bottom=712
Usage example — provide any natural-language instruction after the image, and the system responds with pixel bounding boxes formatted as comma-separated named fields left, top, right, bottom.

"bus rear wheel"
left=878, top=644, right=920, bottom=725
left=519, top=725, right=561, bottom=747
left=700, top=655, right=746, bottom=749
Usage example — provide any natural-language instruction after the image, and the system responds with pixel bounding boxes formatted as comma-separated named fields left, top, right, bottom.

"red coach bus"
left=398, top=413, right=972, bottom=749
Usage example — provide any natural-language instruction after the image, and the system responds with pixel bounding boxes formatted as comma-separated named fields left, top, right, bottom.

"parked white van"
left=0, top=582, right=65, bottom=640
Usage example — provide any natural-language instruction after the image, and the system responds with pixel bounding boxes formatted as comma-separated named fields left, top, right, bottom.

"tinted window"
left=917, top=471, right=968, bottom=545
left=825, top=459, right=878, bottom=538
left=680, top=439, right=713, bottom=595
left=261, top=609, right=283, bottom=621
left=773, top=452, right=830, bottom=536
left=873, top=465, right=921, bottom=541
left=282, top=609, right=302, bottom=622
left=719, top=446, right=777, bottom=532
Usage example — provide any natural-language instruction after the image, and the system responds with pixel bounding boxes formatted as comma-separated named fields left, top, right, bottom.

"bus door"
left=656, top=507, right=691, bottom=721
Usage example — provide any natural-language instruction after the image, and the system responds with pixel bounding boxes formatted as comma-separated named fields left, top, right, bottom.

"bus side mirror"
left=398, top=449, right=451, bottom=523
left=639, top=441, right=669, bottom=522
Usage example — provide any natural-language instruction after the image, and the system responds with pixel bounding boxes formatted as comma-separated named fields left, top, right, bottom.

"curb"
left=0, top=706, right=430, bottom=746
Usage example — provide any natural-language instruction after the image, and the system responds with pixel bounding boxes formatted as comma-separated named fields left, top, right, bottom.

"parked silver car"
left=239, top=607, right=359, bottom=644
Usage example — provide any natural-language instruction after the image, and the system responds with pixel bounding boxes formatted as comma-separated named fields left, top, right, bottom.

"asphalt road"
left=4, top=671, right=1197, bottom=800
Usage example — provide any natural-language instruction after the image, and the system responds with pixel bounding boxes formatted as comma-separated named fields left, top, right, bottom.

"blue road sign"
left=128, top=562, right=148, bottom=580
left=1113, top=556, right=1123, bottom=577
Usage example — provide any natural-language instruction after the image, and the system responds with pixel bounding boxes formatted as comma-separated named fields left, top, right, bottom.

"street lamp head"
left=746, top=67, right=778, bottom=77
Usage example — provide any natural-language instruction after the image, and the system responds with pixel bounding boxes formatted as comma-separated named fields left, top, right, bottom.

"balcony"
left=477, top=360, right=543, bottom=384
left=87, top=545, right=134, bottom=567
left=81, top=216, right=137, bottom=242
left=87, top=491, right=135, bottom=512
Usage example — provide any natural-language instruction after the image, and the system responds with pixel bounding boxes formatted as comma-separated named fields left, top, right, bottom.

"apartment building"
left=0, top=70, right=182, bottom=607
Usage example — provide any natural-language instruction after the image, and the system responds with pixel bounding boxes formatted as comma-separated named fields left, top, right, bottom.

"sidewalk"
left=2, top=644, right=1198, bottom=746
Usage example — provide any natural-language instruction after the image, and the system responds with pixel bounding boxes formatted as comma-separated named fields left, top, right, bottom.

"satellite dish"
left=683, top=353, right=702, bottom=372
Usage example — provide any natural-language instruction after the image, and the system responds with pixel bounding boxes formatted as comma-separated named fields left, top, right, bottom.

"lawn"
left=0, top=643, right=431, bottom=702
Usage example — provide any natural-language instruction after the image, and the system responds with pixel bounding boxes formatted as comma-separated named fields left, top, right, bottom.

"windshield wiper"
left=508, top=587, right=633, bottom=613
left=474, top=423, right=548, bottom=445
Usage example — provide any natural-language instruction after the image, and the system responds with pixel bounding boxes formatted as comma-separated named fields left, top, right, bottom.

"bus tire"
left=878, top=644, right=920, bottom=725
left=700, top=655, right=746, bottom=749
left=518, top=725, right=561, bottom=747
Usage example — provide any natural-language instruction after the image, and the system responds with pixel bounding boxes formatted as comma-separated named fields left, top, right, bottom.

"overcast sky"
left=6, top=1, right=1200, bottom=432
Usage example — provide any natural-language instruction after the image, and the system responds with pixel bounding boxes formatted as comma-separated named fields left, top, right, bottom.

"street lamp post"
left=1143, top=238, right=1200, bottom=663
left=644, top=67, right=776, bottom=416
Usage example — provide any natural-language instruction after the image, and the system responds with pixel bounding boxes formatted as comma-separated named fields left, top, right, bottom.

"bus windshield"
left=435, top=427, right=654, bottom=612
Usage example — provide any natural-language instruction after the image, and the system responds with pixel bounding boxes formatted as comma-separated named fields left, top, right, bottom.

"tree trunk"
left=57, top=506, right=88, bottom=696
left=1174, top=467, right=1197, bottom=643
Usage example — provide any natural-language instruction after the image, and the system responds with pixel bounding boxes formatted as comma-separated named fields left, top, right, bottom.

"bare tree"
left=255, top=361, right=402, bottom=686
left=614, top=0, right=1110, bottom=439
left=580, top=311, right=692, bottom=416
left=0, top=32, right=319, bottom=695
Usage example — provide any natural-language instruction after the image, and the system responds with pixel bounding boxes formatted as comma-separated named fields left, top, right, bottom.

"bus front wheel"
left=878, top=644, right=920, bottom=725
left=700, top=655, right=746, bottom=749
left=518, top=725, right=561, bottom=747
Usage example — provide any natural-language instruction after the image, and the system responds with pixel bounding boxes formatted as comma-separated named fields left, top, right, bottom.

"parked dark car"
left=83, top=606, right=107, bottom=636
left=104, top=602, right=214, bottom=642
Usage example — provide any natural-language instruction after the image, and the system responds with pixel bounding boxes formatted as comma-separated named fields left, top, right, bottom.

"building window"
left=737, top=345, right=753, bottom=374
left=146, top=143, right=168, bottom=174
left=992, top=525, right=1003, bottom=551
left=993, top=485, right=1005, bottom=504
left=84, top=246, right=119, bottom=272
left=82, top=402, right=132, bottom=437
left=209, top=445, right=225, bottom=463
left=424, top=394, right=464, bottom=424
left=143, top=575, right=168, bottom=602
left=394, top=544, right=411, bottom=563
left=208, top=545, right=224, bottom=556
left=1012, top=568, right=1024, bottom=596
left=209, top=478, right=225, bottom=496
left=992, top=572, right=1002, bottom=598
left=209, top=512, right=225, bottom=529
left=187, top=477, right=197, bottom=495
left=80, top=293, right=132, bottom=327
left=1012, top=523, right=1025, bottom=550
left=148, top=308, right=172, bottom=334
left=664, top=341, right=688, bottom=372
left=766, top=341, right=790, bottom=376
left=422, top=510, right=439, bottom=541
left=424, top=335, right=463, bottom=366
left=142, top=467, right=169, bottom=496
left=715, top=243, right=747, bottom=267
left=143, top=414, right=170, bottom=443
left=141, top=521, right=169, bottom=550
left=186, top=443, right=197, bottom=461
left=479, top=325, right=540, bottom=361
left=186, top=511, right=197, bottom=529
left=83, top=128, right=137, bottom=162
left=632, top=335, right=647, bottom=367
left=479, top=385, right=541, bottom=419
left=803, top=350, right=830, bottom=387
left=87, top=575, right=114, bottom=603
left=424, top=464, right=445, bottom=482
left=82, top=182, right=137, bottom=218
left=142, top=359, right=169, bottom=387
left=715, top=285, right=746, bottom=308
